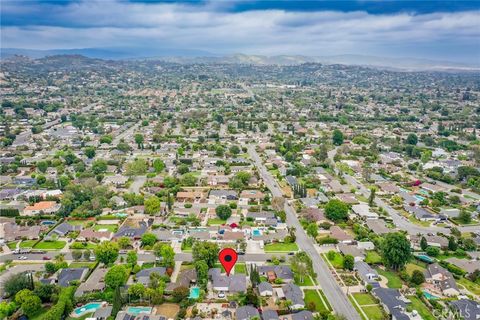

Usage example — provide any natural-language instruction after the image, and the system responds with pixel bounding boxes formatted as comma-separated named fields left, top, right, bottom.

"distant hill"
left=1, top=48, right=478, bottom=71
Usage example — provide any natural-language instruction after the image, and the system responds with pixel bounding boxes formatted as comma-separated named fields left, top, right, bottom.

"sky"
left=1, top=0, right=480, bottom=64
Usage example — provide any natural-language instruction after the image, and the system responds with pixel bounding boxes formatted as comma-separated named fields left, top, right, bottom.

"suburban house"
left=136, top=267, right=167, bottom=286
left=77, top=228, right=113, bottom=242
left=449, top=299, right=480, bottom=320
left=352, top=204, right=378, bottom=220
left=403, top=205, right=437, bottom=221
left=239, top=190, right=265, bottom=204
left=235, top=306, right=259, bottom=320
left=57, top=268, right=89, bottom=287
left=424, top=263, right=460, bottom=296
left=209, top=268, right=247, bottom=294
left=330, top=226, right=354, bottom=244
left=23, top=201, right=61, bottom=216
left=0, top=221, right=41, bottom=242
left=257, top=265, right=294, bottom=283
left=280, top=283, right=305, bottom=310
left=209, top=190, right=238, bottom=201
left=258, top=282, right=273, bottom=296
left=354, top=261, right=379, bottom=288
left=47, top=222, right=82, bottom=239
left=372, top=288, right=411, bottom=320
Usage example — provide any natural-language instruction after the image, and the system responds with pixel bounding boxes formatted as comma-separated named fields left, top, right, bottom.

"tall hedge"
left=41, top=286, right=75, bottom=320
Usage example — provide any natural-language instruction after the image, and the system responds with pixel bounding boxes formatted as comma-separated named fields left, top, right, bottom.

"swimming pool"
left=252, top=229, right=262, bottom=237
left=73, top=302, right=103, bottom=316
left=423, top=291, right=439, bottom=300
left=414, top=195, right=426, bottom=202
left=40, top=220, right=55, bottom=225
left=189, top=287, right=200, bottom=299
left=416, top=254, right=435, bottom=263
left=114, top=212, right=128, bottom=218
left=126, top=306, right=152, bottom=315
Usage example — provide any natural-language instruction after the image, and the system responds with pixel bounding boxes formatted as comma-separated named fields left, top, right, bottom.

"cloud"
left=1, top=0, right=479, bottom=62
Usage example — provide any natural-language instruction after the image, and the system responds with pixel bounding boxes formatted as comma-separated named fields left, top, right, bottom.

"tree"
left=406, top=133, right=418, bottom=145
left=84, top=146, right=96, bottom=159
left=34, top=283, right=56, bottom=303
left=152, top=159, right=165, bottom=173
left=332, top=129, right=344, bottom=146
left=343, top=255, right=354, bottom=271
left=459, top=210, right=472, bottom=224
left=216, top=205, right=232, bottom=220
left=420, top=236, right=428, bottom=251
left=144, top=196, right=161, bottom=215
left=229, top=145, right=240, bottom=155
left=448, top=236, right=458, bottom=251
left=290, top=251, right=314, bottom=283
left=249, top=265, right=261, bottom=287
left=112, top=287, right=123, bottom=317
left=4, top=273, right=32, bottom=297
left=126, top=159, right=148, bottom=176
left=72, top=250, right=82, bottom=261
left=153, top=243, right=175, bottom=268
left=117, top=237, right=131, bottom=249
left=425, top=246, right=440, bottom=257
left=128, top=283, right=145, bottom=300
left=37, top=161, right=48, bottom=173
left=95, top=241, right=119, bottom=265
left=126, top=251, right=138, bottom=267
left=411, top=270, right=425, bottom=285
left=105, top=265, right=129, bottom=289
left=20, top=295, right=41, bottom=317
left=172, top=286, right=189, bottom=302
left=141, top=233, right=157, bottom=247
left=325, top=199, right=349, bottom=222
left=368, top=188, right=376, bottom=206
left=192, top=242, right=219, bottom=268
left=92, top=159, right=107, bottom=174
left=381, top=232, right=412, bottom=270
left=177, top=164, right=190, bottom=175
left=306, top=223, right=318, bottom=238
left=195, top=260, right=209, bottom=290
left=134, top=133, right=144, bottom=148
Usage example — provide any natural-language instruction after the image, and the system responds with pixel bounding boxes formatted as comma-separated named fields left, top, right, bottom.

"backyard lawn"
left=458, top=277, right=480, bottom=295
left=93, top=224, right=118, bottom=232
left=235, top=263, right=246, bottom=274
left=71, top=242, right=98, bottom=250
left=264, top=242, right=298, bottom=252
left=294, top=275, right=316, bottom=286
left=33, top=240, right=66, bottom=250
left=304, top=290, right=328, bottom=312
left=352, top=293, right=377, bottom=305
left=207, top=218, right=226, bottom=226
left=362, top=305, right=385, bottom=320
left=19, top=240, right=38, bottom=248
left=376, top=268, right=403, bottom=288
left=407, top=296, right=435, bottom=320
left=325, top=252, right=344, bottom=269
left=365, top=251, right=383, bottom=265
left=405, top=262, right=426, bottom=276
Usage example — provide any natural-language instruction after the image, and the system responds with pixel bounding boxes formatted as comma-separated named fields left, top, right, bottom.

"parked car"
left=42, top=256, right=51, bottom=260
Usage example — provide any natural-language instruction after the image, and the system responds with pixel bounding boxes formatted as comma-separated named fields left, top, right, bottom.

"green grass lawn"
left=235, top=263, right=246, bottom=274
left=67, top=220, right=91, bottom=226
left=66, top=312, right=94, bottom=320
left=458, top=277, right=480, bottom=295
left=406, top=296, right=435, bottom=320
left=264, top=242, right=299, bottom=252
left=365, top=251, right=383, bottom=265
left=408, top=215, right=432, bottom=227
left=326, top=252, right=344, bottom=269
left=7, top=241, right=18, bottom=250
left=294, top=275, right=316, bottom=286
left=319, top=290, right=332, bottom=311
left=362, top=305, right=385, bottom=320
left=376, top=268, right=403, bottom=288
left=348, top=296, right=367, bottom=320
left=405, top=263, right=426, bottom=276
left=33, top=240, right=66, bottom=250
left=19, top=240, right=38, bottom=248
left=71, top=242, right=98, bottom=250
left=207, top=218, right=227, bottom=226
left=93, top=224, right=118, bottom=232
left=304, top=290, right=328, bottom=312
left=352, top=293, right=377, bottom=306
left=69, top=262, right=97, bottom=269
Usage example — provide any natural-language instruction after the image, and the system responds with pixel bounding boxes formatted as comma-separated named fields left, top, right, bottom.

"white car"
left=19, top=256, right=28, bottom=260
left=218, top=291, right=225, bottom=298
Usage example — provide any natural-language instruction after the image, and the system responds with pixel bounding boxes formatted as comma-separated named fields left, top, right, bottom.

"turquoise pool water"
left=114, top=212, right=128, bottom=218
left=423, top=291, right=439, bottom=300
left=126, top=306, right=152, bottom=315
left=252, top=229, right=262, bottom=236
left=189, top=287, right=200, bottom=299
left=41, top=220, right=55, bottom=225
left=416, top=254, right=434, bottom=263
left=74, top=302, right=102, bottom=315
left=414, top=195, right=426, bottom=202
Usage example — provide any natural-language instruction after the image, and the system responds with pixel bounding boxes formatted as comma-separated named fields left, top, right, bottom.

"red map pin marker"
left=218, top=248, right=238, bottom=276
